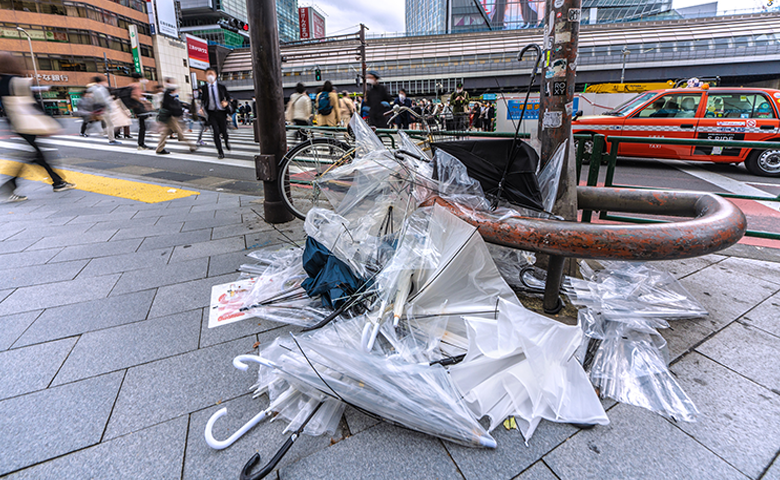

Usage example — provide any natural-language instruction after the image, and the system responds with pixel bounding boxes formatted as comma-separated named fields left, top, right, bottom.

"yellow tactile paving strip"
left=0, top=159, right=199, bottom=204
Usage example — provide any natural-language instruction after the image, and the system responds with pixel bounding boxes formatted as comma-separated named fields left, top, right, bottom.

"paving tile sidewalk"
left=0, top=179, right=779, bottom=480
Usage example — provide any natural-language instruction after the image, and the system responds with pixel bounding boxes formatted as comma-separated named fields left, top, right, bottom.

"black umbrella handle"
left=495, top=43, right=543, bottom=209
left=240, top=435, right=297, bottom=480
left=239, top=402, right=323, bottom=480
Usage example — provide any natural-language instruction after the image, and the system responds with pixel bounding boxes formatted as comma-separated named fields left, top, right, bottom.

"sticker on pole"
left=568, top=8, right=582, bottom=22
left=543, top=111, right=563, bottom=129
left=554, top=0, right=564, bottom=8
left=553, top=82, right=567, bottom=96
left=209, top=277, right=257, bottom=328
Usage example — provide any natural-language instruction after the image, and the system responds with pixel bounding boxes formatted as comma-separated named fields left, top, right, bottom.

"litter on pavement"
left=205, top=114, right=709, bottom=477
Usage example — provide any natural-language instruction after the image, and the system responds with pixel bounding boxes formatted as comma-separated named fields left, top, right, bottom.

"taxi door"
left=691, top=91, right=780, bottom=162
left=619, top=92, right=703, bottom=159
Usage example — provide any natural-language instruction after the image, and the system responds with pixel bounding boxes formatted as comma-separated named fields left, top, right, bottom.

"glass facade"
left=277, top=0, right=299, bottom=43
left=406, top=0, right=447, bottom=35
left=406, top=0, right=677, bottom=34
left=179, top=0, right=297, bottom=46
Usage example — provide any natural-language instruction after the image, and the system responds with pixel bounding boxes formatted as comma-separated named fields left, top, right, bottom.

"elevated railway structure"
left=220, top=12, right=780, bottom=97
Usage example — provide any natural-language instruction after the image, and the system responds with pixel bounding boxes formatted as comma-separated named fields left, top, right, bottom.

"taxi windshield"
left=602, top=92, right=657, bottom=117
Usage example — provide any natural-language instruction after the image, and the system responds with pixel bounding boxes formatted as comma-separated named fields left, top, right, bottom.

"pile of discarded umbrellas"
left=205, top=115, right=707, bottom=479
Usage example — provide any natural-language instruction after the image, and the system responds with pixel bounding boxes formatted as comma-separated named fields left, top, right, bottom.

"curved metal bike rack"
left=427, top=186, right=747, bottom=311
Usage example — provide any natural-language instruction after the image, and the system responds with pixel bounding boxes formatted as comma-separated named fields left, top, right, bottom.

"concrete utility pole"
left=537, top=0, right=582, bottom=312
left=247, top=0, right=294, bottom=223
left=359, top=24, right=368, bottom=99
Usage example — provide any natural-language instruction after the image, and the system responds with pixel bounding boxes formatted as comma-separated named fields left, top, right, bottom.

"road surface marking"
left=0, top=159, right=200, bottom=203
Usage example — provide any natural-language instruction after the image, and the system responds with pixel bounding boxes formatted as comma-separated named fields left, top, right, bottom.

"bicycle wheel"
left=278, top=137, right=354, bottom=220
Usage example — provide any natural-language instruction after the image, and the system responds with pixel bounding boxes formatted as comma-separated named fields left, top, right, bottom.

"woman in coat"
left=315, top=81, right=341, bottom=127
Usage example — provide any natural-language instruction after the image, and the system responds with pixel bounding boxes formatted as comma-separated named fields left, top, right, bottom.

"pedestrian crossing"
left=0, top=125, right=314, bottom=170
left=1, top=128, right=267, bottom=169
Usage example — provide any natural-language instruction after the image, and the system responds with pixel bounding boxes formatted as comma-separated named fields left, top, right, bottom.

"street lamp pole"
left=620, top=46, right=629, bottom=83
left=16, top=27, right=39, bottom=89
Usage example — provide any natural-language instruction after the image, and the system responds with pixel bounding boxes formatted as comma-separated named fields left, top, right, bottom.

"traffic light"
left=242, top=22, right=249, bottom=31
left=315, top=68, right=321, bottom=81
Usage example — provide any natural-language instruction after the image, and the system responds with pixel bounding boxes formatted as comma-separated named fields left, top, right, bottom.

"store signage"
left=298, top=7, right=310, bottom=40
left=128, top=25, right=143, bottom=74
left=298, top=7, right=325, bottom=40
left=186, top=34, right=209, bottom=70
left=28, top=74, right=71, bottom=82
left=154, top=0, right=178, bottom=38
left=146, top=0, right=156, bottom=35
left=311, top=9, right=325, bottom=39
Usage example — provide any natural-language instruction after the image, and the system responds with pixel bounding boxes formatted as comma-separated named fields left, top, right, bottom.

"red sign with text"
left=186, top=34, right=209, bottom=70
left=311, top=9, right=325, bottom=38
left=298, top=7, right=310, bottom=39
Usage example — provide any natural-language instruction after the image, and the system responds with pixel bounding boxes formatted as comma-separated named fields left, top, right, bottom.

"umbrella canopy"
left=432, top=139, right=544, bottom=211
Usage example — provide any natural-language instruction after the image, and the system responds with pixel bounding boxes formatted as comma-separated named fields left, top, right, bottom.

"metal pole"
left=538, top=0, right=582, bottom=313
left=103, top=52, right=111, bottom=89
left=247, top=0, right=294, bottom=224
left=359, top=24, right=367, bottom=99
left=16, top=27, right=39, bottom=89
left=620, top=46, right=628, bottom=83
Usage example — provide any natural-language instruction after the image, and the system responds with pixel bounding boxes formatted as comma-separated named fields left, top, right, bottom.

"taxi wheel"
left=745, top=149, right=780, bottom=177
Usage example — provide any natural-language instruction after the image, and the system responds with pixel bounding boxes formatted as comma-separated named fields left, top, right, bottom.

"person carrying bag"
left=0, top=53, right=73, bottom=201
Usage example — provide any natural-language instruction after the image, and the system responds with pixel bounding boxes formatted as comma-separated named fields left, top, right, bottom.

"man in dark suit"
left=392, top=89, right=412, bottom=130
left=199, top=67, right=231, bottom=159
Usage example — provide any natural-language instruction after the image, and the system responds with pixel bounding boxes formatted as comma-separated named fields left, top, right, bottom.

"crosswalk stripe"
left=0, top=140, right=57, bottom=152
left=43, top=136, right=259, bottom=158
left=29, top=137, right=255, bottom=169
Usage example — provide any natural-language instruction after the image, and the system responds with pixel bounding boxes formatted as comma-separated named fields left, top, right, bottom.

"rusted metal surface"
left=426, top=187, right=747, bottom=261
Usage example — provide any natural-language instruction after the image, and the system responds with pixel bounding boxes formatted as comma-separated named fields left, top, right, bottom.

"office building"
left=178, top=0, right=299, bottom=48
left=405, top=0, right=678, bottom=34
left=0, top=0, right=157, bottom=114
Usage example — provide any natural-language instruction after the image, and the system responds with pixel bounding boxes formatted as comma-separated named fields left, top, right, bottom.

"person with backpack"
left=315, top=81, right=340, bottom=127
left=128, top=73, right=152, bottom=150
left=156, top=78, right=197, bottom=155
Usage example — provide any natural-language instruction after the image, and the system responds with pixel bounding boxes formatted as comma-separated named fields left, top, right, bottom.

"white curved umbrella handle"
left=361, top=321, right=381, bottom=352
left=233, top=354, right=273, bottom=371
left=204, top=407, right=269, bottom=450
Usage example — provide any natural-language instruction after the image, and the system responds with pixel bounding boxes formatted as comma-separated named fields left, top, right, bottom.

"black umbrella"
left=432, top=138, right=544, bottom=211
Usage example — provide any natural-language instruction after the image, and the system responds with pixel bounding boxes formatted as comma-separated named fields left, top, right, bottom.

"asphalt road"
left=2, top=117, right=778, bottom=242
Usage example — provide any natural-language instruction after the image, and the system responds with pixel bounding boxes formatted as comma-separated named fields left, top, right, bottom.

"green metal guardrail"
left=285, top=124, right=529, bottom=141
left=578, top=134, right=780, bottom=241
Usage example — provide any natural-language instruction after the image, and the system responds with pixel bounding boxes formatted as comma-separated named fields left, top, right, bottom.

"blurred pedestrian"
left=338, top=91, right=355, bottom=125
left=392, top=89, right=412, bottom=129
left=76, top=90, right=106, bottom=137
left=199, top=67, right=231, bottom=159
left=286, top=83, right=312, bottom=140
left=230, top=98, right=239, bottom=129
left=365, top=71, right=392, bottom=128
left=0, top=52, right=74, bottom=200
left=128, top=72, right=152, bottom=150
left=88, top=75, right=121, bottom=144
left=156, top=78, right=197, bottom=155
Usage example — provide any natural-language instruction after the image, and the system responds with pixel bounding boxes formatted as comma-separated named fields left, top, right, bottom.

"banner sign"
left=298, top=7, right=310, bottom=39
left=507, top=97, right=578, bottom=120
left=146, top=0, right=156, bottom=35
left=128, top=25, right=143, bottom=74
left=186, top=34, right=210, bottom=70
left=155, top=0, right=178, bottom=38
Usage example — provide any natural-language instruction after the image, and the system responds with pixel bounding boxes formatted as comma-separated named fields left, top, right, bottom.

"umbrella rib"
left=407, top=228, right=480, bottom=303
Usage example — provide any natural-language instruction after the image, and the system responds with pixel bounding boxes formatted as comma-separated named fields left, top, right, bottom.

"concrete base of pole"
left=262, top=181, right=294, bottom=224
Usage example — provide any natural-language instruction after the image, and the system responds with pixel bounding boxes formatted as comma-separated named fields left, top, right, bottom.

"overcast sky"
left=307, top=0, right=406, bottom=35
